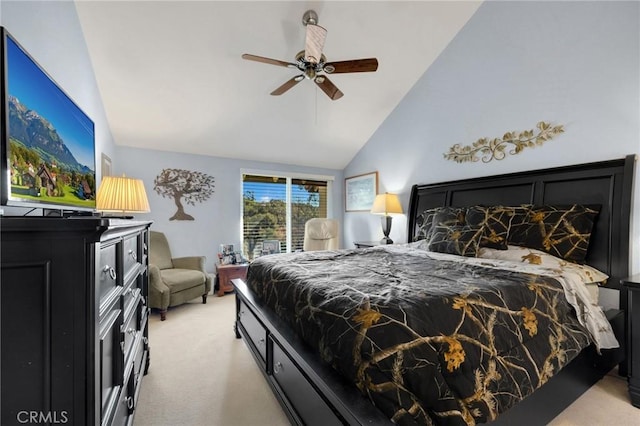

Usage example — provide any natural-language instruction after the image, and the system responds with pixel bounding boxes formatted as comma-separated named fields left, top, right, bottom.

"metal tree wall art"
left=153, top=168, right=215, bottom=221
left=444, top=121, right=564, bottom=163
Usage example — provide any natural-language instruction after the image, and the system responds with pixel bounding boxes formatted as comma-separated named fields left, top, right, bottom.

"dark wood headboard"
left=407, top=155, right=635, bottom=291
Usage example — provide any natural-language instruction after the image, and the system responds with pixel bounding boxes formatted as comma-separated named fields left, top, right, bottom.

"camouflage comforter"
left=246, top=245, right=592, bottom=425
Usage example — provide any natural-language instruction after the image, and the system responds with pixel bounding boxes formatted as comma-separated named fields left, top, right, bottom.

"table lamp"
left=96, top=175, right=150, bottom=218
left=370, top=192, right=403, bottom=244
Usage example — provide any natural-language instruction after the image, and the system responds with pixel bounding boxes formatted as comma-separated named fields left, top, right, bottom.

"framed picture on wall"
left=101, top=153, right=112, bottom=177
left=345, top=171, right=378, bottom=212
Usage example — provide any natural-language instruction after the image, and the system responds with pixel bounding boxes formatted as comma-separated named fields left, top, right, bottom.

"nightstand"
left=354, top=240, right=386, bottom=248
left=622, top=274, right=640, bottom=407
left=216, top=263, right=249, bottom=297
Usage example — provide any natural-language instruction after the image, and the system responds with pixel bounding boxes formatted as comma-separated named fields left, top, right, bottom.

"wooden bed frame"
left=233, top=155, right=635, bottom=425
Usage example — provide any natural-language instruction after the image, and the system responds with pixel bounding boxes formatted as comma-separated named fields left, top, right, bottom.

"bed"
left=232, top=155, right=635, bottom=425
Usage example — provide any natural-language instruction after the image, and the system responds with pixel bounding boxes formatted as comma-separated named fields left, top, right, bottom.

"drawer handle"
left=123, top=288, right=133, bottom=296
left=274, top=361, right=283, bottom=374
left=127, top=328, right=137, bottom=335
left=258, top=338, right=265, bottom=346
left=239, top=310, right=244, bottom=317
left=125, top=396, right=134, bottom=410
left=129, top=250, right=138, bottom=261
left=143, top=243, right=148, bottom=252
left=143, top=337, right=149, bottom=345
left=103, top=265, right=117, bottom=281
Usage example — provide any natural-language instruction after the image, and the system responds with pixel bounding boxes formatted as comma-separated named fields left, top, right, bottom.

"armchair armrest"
left=148, top=264, right=170, bottom=310
left=172, top=256, right=206, bottom=272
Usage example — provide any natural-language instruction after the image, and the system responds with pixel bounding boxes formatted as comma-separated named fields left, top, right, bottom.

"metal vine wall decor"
left=443, top=121, right=564, bottom=163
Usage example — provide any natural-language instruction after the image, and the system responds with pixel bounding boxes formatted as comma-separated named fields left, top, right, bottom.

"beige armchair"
left=303, top=218, right=340, bottom=251
left=149, top=231, right=212, bottom=320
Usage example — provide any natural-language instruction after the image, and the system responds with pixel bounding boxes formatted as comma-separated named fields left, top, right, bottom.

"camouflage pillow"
left=507, top=204, right=600, bottom=263
left=427, top=224, right=482, bottom=257
left=465, top=206, right=514, bottom=250
left=414, top=206, right=466, bottom=242
left=414, top=208, right=440, bottom=242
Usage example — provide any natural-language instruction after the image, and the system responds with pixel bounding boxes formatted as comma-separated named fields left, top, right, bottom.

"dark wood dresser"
left=0, top=217, right=152, bottom=425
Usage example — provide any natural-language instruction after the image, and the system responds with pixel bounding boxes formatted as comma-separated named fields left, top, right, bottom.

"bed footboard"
left=232, top=278, right=392, bottom=426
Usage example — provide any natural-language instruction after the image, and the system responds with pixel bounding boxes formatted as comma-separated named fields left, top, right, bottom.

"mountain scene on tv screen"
left=8, top=95, right=95, bottom=207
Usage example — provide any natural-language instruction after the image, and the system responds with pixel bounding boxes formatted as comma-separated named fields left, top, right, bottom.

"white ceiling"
left=75, top=1, right=482, bottom=169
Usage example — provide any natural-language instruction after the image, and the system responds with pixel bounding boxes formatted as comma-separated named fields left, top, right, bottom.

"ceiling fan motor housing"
left=302, top=10, right=318, bottom=26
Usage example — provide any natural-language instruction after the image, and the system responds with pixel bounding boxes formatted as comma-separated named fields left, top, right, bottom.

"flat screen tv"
left=0, top=27, right=96, bottom=214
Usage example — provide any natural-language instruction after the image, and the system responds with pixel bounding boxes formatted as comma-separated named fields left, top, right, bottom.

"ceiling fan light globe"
left=324, top=64, right=335, bottom=74
left=304, top=68, right=316, bottom=80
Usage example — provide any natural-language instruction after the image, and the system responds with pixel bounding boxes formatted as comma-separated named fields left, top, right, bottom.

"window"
left=242, top=172, right=332, bottom=260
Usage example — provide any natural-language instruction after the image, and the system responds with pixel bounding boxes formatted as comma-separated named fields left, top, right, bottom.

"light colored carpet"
left=134, top=295, right=289, bottom=426
left=134, top=294, right=639, bottom=426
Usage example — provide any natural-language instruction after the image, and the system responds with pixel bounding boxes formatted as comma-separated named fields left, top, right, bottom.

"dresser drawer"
left=98, top=242, right=119, bottom=306
left=122, top=284, right=140, bottom=316
left=238, top=299, right=267, bottom=363
left=108, top=370, right=136, bottom=426
left=271, top=338, right=341, bottom=426
left=122, top=298, right=141, bottom=364
left=123, top=234, right=140, bottom=282
left=132, top=332, right=146, bottom=379
left=99, top=308, right=123, bottom=425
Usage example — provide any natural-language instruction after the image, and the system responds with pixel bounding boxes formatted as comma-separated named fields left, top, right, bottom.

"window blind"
left=242, top=174, right=328, bottom=259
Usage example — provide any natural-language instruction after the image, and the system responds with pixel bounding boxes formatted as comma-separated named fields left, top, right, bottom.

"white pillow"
left=477, top=245, right=608, bottom=284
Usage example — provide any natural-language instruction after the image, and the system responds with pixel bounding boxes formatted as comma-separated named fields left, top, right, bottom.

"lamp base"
left=380, top=215, right=394, bottom=245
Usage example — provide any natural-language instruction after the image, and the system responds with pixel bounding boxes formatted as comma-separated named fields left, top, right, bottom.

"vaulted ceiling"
left=75, top=1, right=482, bottom=169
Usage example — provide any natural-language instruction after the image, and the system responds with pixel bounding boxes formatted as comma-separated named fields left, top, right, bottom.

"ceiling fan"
left=242, top=10, right=378, bottom=100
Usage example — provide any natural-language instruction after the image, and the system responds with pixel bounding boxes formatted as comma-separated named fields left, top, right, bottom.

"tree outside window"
left=242, top=174, right=328, bottom=260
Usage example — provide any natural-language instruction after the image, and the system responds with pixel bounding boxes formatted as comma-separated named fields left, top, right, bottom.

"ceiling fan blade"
left=270, top=75, right=304, bottom=96
left=323, top=58, right=379, bottom=74
left=314, top=76, right=344, bottom=100
left=304, top=24, right=327, bottom=64
left=242, top=54, right=297, bottom=68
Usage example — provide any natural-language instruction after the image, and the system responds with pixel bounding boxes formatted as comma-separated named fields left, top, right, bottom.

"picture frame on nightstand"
left=262, top=240, right=280, bottom=254
left=219, top=244, right=235, bottom=264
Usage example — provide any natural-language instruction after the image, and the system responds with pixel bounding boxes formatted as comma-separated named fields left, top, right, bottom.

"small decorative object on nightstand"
left=217, top=263, right=249, bottom=296
left=370, top=192, right=403, bottom=244
left=622, top=274, right=640, bottom=408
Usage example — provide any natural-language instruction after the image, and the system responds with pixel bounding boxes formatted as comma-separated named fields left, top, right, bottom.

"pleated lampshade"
left=96, top=175, right=150, bottom=215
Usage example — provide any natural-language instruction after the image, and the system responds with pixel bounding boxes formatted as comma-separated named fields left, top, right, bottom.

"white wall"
left=116, top=146, right=343, bottom=273
left=344, top=1, right=640, bottom=308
